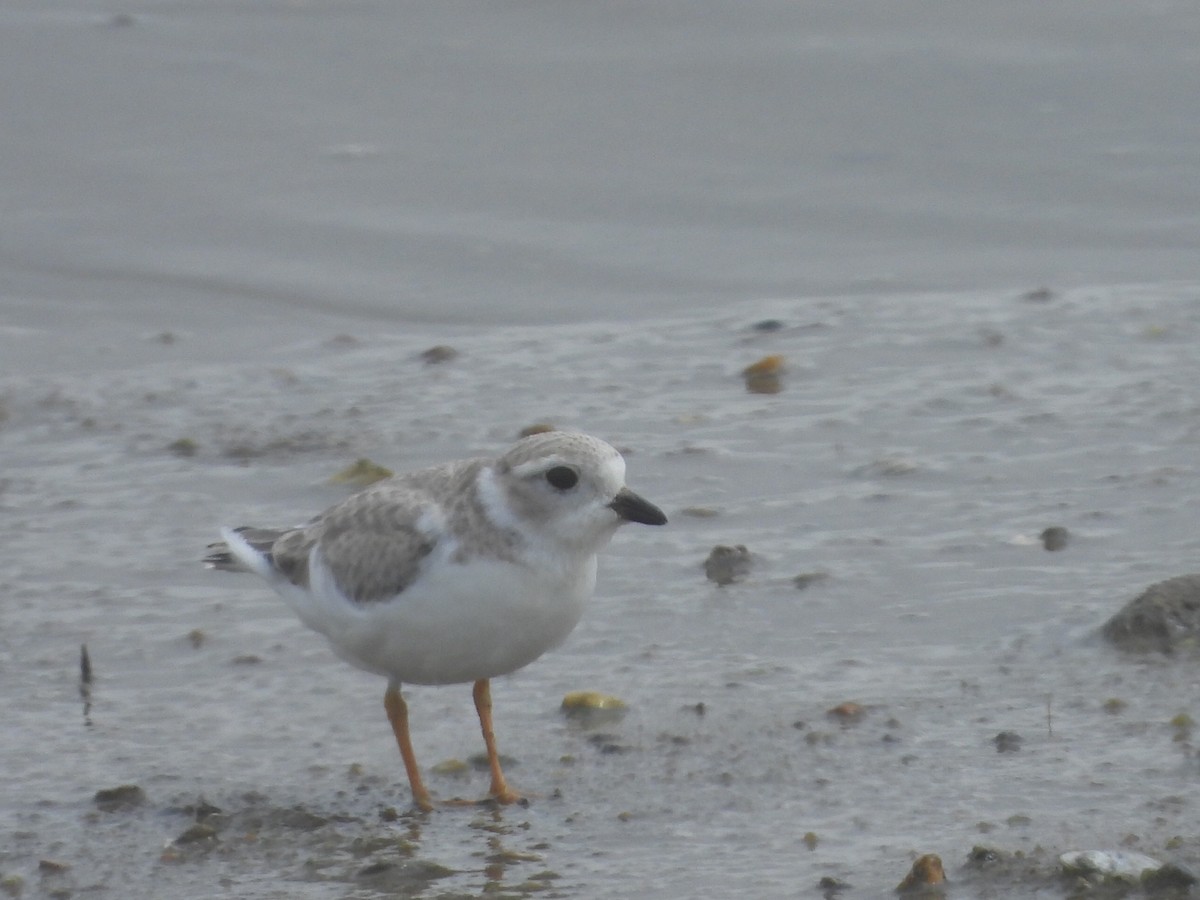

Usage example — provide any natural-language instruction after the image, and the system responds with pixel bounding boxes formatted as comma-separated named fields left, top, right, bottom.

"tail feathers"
left=204, top=526, right=283, bottom=576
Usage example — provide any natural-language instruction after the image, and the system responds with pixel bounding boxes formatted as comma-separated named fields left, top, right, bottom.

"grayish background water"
left=2, top=2, right=1200, bottom=897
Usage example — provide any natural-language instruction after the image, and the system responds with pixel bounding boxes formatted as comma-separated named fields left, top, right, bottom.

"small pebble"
left=1021, top=287, right=1056, bottom=302
left=93, top=784, right=146, bottom=811
left=751, top=319, right=785, bottom=332
left=420, top=345, right=458, bottom=365
left=1040, top=526, right=1069, bottom=551
left=431, top=759, right=470, bottom=776
left=896, top=853, right=945, bottom=892
left=561, top=691, right=628, bottom=724
left=704, top=545, right=752, bottom=586
left=741, top=355, right=785, bottom=394
left=993, top=731, right=1022, bottom=753
left=793, top=571, right=830, bottom=590
left=827, top=702, right=866, bottom=723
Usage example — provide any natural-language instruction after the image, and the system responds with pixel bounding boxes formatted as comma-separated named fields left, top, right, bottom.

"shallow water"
left=3, top=289, right=1200, bottom=897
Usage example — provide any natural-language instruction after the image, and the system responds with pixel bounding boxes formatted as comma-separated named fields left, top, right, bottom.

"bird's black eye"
left=545, top=466, right=579, bottom=490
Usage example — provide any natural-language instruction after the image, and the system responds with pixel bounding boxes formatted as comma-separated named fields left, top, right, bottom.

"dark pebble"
left=993, top=731, right=1023, bottom=753
left=793, top=571, right=830, bottom=590
left=752, top=319, right=785, bottom=332
left=1022, top=287, right=1056, bottom=302
left=420, top=345, right=458, bottom=365
left=1040, top=526, right=1069, bottom=551
left=704, top=544, right=752, bottom=586
left=93, top=784, right=146, bottom=811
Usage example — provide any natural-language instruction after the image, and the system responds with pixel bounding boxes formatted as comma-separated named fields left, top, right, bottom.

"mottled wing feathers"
left=265, top=481, right=443, bottom=603
left=307, top=516, right=436, bottom=604
left=210, top=456, right=503, bottom=604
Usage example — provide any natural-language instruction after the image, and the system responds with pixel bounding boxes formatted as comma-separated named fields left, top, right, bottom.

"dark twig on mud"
left=80, top=643, right=93, bottom=727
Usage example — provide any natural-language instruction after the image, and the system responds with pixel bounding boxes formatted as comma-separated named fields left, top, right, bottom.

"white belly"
left=276, top=553, right=597, bottom=685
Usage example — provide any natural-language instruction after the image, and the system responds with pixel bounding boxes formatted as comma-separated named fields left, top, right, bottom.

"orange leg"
left=384, top=681, right=433, bottom=812
left=473, top=679, right=521, bottom=805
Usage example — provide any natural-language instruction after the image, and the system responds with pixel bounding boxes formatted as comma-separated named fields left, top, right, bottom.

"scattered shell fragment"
left=1040, top=526, right=1069, bottom=551
left=802, top=831, right=819, bottom=850
left=38, top=860, right=70, bottom=875
left=896, top=853, right=945, bottom=892
left=742, top=354, right=785, bottom=394
left=704, top=544, right=752, bottom=586
left=330, top=458, right=394, bottom=487
left=420, top=345, right=458, bottom=365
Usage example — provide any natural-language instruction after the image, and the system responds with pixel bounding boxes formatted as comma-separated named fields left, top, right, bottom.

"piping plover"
left=206, top=431, right=666, bottom=810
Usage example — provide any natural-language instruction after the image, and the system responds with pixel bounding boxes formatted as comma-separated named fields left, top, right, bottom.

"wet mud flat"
left=3, top=288, right=1200, bottom=897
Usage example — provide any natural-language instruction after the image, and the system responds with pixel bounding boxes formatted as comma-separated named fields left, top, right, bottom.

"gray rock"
left=1102, top=574, right=1200, bottom=654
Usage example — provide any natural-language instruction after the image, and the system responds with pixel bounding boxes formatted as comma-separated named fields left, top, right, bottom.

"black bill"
left=608, top=487, right=668, bottom=526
